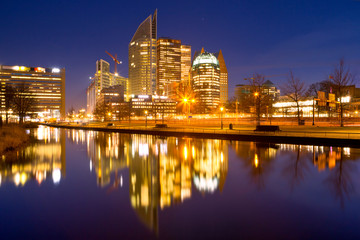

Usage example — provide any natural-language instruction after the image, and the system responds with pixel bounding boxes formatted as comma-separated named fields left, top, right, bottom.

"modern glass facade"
left=156, top=38, right=181, bottom=95
left=129, top=10, right=157, bottom=96
left=191, top=52, right=220, bottom=113
left=181, top=45, right=192, bottom=86
left=0, top=65, right=65, bottom=119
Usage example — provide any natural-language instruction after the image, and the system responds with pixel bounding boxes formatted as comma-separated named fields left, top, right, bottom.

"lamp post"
left=183, top=98, right=195, bottom=125
left=220, top=107, right=224, bottom=129
left=312, top=98, right=319, bottom=126
left=145, top=110, right=148, bottom=127
left=254, top=92, right=260, bottom=126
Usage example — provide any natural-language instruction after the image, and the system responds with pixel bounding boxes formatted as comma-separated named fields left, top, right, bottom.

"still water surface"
left=0, top=126, right=360, bottom=239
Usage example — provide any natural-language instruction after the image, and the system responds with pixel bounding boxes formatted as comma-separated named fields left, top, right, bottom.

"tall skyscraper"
left=181, top=45, right=191, bottom=85
left=214, top=50, right=228, bottom=104
left=129, top=10, right=157, bottom=96
left=0, top=65, right=65, bottom=119
left=156, top=38, right=181, bottom=95
left=191, top=51, right=220, bottom=113
left=87, top=59, right=128, bottom=114
left=95, top=59, right=111, bottom=97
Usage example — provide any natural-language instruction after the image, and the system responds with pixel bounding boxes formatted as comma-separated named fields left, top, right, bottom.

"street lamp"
left=184, top=98, right=195, bottom=124
left=145, top=110, right=148, bottom=127
left=220, top=107, right=224, bottom=129
left=254, top=92, right=260, bottom=126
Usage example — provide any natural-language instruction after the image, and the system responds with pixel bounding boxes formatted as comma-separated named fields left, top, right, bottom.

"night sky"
left=1, top=0, right=360, bottom=110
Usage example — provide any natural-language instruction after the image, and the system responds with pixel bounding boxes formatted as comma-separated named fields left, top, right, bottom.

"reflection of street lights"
left=220, top=107, right=224, bottom=129
left=145, top=110, right=148, bottom=127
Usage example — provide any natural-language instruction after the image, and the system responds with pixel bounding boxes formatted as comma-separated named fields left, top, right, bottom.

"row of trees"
left=230, top=59, right=355, bottom=126
left=1, top=84, right=36, bottom=124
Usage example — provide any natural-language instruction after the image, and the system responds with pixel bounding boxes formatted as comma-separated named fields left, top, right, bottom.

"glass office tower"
left=191, top=52, right=220, bottom=113
left=129, top=10, right=157, bottom=96
left=156, top=38, right=181, bottom=95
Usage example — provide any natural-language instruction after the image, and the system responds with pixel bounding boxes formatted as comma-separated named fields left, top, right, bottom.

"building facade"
left=130, top=95, right=176, bottom=116
left=86, top=79, right=96, bottom=114
left=95, top=59, right=111, bottom=96
left=180, top=45, right=192, bottom=85
left=214, top=50, right=228, bottom=104
left=156, top=38, right=181, bottom=95
left=0, top=65, right=65, bottom=119
left=191, top=52, right=221, bottom=113
left=87, top=60, right=128, bottom=114
left=129, top=10, right=157, bottom=96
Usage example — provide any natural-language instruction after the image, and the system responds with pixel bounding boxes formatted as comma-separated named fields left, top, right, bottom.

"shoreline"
left=43, top=123, right=360, bottom=147
left=0, top=125, right=30, bottom=155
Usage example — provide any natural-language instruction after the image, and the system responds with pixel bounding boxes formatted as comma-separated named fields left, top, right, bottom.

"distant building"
left=98, top=85, right=124, bottom=105
left=129, top=10, right=157, bottom=96
left=0, top=65, right=65, bottom=119
left=95, top=59, right=111, bottom=96
left=191, top=51, right=221, bottom=113
left=130, top=95, right=176, bottom=117
left=156, top=38, right=182, bottom=95
left=112, top=74, right=128, bottom=98
left=87, top=59, right=128, bottom=114
left=86, top=79, right=96, bottom=114
left=235, top=80, right=280, bottom=102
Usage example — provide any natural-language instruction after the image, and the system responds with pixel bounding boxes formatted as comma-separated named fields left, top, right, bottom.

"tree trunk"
left=297, top=102, right=301, bottom=125
left=340, top=102, right=344, bottom=127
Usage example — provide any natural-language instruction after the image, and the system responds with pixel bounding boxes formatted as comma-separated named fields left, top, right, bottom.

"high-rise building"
left=214, top=50, right=228, bottom=104
left=94, top=59, right=111, bottom=97
left=0, top=65, right=65, bottom=119
left=111, top=74, right=128, bottom=97
left=86, top=79, right=96, bottom=114
left=87, top=60, right=128, bottom=114
left=181, top=45, right=191, bottom=85
left=191, top=51, right=220, bottom=113
left=156, top=38, right=181, bottom=95
left=129, top=10, right=157, bottom=96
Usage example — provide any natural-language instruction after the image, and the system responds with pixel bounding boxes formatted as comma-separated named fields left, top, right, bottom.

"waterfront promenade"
left=44, top=121, right=360, bottom=146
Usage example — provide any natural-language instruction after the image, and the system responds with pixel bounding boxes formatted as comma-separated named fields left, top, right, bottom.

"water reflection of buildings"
left=84, top=132, right=229, bottom=232
left=0, top=126, right=66, bottom=186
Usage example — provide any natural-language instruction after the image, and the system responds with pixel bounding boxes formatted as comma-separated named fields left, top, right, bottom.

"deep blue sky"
left=1, top=0, right=360, bottom=110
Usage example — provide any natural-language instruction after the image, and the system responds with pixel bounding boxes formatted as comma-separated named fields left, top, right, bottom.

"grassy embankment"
left=0, top=125, right=29, bottom=154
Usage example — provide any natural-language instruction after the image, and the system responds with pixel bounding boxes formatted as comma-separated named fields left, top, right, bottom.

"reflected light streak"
left=254, top=154, right=259, bottom=168
left=52, top=169, right=61, bottom=184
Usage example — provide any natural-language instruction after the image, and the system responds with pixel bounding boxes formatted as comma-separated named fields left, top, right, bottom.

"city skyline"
left=1, top=0, right=360, bottom=109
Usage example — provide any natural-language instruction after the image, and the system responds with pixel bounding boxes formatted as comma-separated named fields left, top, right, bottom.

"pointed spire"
left=152, top=9, right=157, bottom=39
left=217, top=49, right=227, bottom=73
left=201, top=47, right=205, bottom=53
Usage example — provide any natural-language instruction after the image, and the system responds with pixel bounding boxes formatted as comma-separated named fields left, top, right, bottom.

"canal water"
left=0, top=126, right=359, bottom=239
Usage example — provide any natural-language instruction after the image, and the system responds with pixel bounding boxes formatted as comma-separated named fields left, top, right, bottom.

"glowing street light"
left=184, top=98, right=195, bottom=124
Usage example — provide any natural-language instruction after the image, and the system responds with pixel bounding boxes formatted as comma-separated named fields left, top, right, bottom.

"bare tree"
left=245, top=74, right=272, bottom=126
left=329, top=59, right=354, bottom=127
left=3, top=84, right=15, bottom=124
left=93, top=100, right=112, bottom=121
left=283, top=70, right=306, bottom=125
left=12, top=84, right=36, bottom=124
